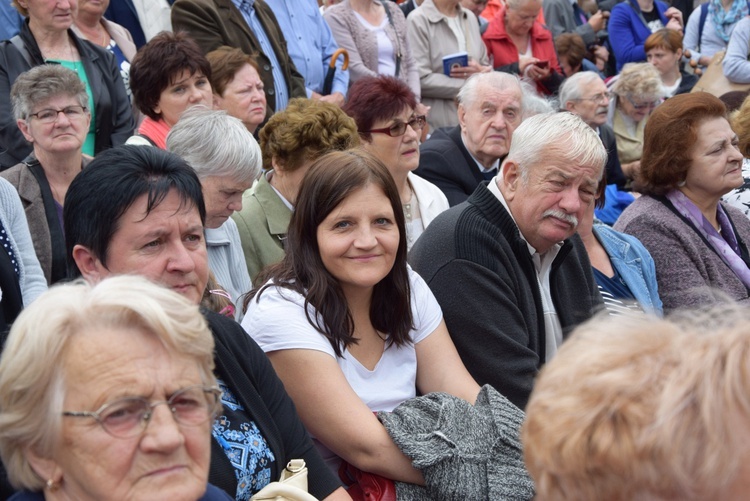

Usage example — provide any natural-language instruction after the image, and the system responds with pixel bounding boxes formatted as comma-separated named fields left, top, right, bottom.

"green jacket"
left=232, top=174, right=291, bottom=283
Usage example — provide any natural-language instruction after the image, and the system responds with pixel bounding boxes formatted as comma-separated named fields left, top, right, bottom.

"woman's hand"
left=518, top=54, right=540, bottom=74
left=450, top=59, right=488, bottom=79
left=524, top=61, right=552, bottom=81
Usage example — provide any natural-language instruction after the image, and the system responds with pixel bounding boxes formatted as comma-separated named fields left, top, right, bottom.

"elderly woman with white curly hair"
left=167, top=107, right=262, bottom=315
left=0, top=275, right=233, bottom=501
left=607, top=62, right=666, bottom=181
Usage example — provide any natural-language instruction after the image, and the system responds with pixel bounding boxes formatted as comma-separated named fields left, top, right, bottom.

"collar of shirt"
left=487, top=175, right=563, bottom=261
left=233, top=0, right=255, bottom=10
left=469, top=153, right=499, bottom=174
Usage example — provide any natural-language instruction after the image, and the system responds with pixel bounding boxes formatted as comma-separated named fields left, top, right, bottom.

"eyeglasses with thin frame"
left=28, top=105, right=88, bottom=124
left=624, top=95, right=660, bottom=111
left=575, top=91, right=613, bottom=105
left=62, top=384, right=222, bottom=439
left=365, top=115, right=426, bottom=137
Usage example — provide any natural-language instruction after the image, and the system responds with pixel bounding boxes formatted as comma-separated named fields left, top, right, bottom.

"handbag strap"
left=380, top=0, right=402, bottom=78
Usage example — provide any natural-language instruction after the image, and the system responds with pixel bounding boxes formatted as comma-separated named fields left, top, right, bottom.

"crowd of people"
left=1, top=0, right=750, bottom=499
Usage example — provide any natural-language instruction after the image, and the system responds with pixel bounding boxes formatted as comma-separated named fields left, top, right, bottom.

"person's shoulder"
left=200, top=483, right=235, bottom=501
left=421, top=126, right=461, bottom=149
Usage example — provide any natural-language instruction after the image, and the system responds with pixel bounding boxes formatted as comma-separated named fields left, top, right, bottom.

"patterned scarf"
left=709, top=0, right=748, bottom=43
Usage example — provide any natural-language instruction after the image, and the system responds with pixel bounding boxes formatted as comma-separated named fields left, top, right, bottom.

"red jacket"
left=482, top=5, right=562, bottom=95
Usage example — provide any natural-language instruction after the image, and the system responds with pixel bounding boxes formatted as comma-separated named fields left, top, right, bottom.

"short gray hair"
left=0, top=276, right=216, bottom=491
left=505, top=112, right=606, bottom=181
left=167, top=107, right=262, bottom=185
left=11, top=65, right=88, bottom=121
left=506, top=0, right=541, bottom=10
left=457, top=72, right=524, bottom=111
left=558, top=71, right=604, bottom=110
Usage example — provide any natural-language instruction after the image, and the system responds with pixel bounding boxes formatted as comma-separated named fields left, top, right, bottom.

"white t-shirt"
left=242, top=268, right=443, bottom=412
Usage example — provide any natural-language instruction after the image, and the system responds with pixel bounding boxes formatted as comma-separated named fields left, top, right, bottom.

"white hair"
left=457, top=72, right=524, bottom=111
left=520, top=80, right=557, bottom=118
left=167, top=106, right=262, bottom=185
left=558, top=71, right=605, bottom=109
left=505, top=112, right=607, bottom=181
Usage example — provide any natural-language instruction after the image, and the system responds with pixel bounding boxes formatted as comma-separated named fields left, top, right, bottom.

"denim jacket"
left=594, top=224, right=664, bottom=316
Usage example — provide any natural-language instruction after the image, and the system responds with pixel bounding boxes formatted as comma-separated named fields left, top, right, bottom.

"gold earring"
left=46, top=478, right=60, bottom=492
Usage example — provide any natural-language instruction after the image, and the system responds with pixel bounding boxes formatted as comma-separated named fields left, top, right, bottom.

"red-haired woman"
left=614, top=93, right=750, bottom=311
left=344, top=75, right=449, bottom=250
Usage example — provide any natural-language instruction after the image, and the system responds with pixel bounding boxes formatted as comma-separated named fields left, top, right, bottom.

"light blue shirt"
left=233, top=0, right=289, bottom=112
left=0, top=1, right=23, bottom=40
left=265, top=0, right=348, bottom=97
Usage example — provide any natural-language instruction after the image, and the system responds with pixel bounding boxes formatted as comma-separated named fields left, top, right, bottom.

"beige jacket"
left=407, top=0, right=488, bottom=129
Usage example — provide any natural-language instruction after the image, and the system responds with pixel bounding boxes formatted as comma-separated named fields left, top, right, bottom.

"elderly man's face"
left=565, top=78, right=610, bottom=128
left=502, top=155, right=601, bottom=253
left=458, top=83, right=522, bottom=169
left=76, top=189, right=209, bottom=305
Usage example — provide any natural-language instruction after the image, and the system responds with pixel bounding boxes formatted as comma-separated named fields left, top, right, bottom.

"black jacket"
left=205, top=311, right=341, bottom=499
left=415, top=125, right=490, bottom=207
left=0, top=20, right=134, bottom=169
left=409, top=183, right=603, bottom=409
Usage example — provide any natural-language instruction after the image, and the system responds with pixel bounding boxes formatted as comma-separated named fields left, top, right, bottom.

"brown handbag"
left=691, top=50, right=750, bottom=97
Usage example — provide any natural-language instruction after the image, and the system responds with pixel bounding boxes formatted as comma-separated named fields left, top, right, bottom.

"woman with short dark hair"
left=127, top=32, right=213, bottom=148
left=614, top=92, right=750, bottom=311
left=206, top=47, right=266, bottom=135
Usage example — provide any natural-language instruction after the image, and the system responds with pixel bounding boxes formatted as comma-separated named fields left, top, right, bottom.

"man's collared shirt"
left=265, top=0, right=348, bottom=97
left=234, top=0, right=289, bottom=112
left=488, top=177, right=564, bottom=361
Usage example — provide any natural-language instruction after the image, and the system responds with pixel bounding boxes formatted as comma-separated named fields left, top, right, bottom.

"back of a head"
left=64, top=145, right=205, bottom=276
left=259, top=97, right=359, bottom=172
left=523, top=306, right=750, bottom=500
left=166, top=106, right=262, bottom=184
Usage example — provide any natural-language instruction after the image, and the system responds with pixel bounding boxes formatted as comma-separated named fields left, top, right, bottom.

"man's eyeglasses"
left=625, top=95, right=660, bottom=111
left=28, top=105, right=88, bottom=124
left=575, top=91, right=613, bottom=105
left=63, top=384, right=222, bottom=439
left=365, top=115, right=426, bottom=137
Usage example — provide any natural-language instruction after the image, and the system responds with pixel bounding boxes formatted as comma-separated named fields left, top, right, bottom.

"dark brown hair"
left=248, top=149, right=412, bottom=357
left=129, top=32, right=212, bottom=120
left=343, top=75, right=417, bottom=142
left=206, top=46, right=261, bottom=97
left=555, top=33, right=587, bottom=73
left=637, top=93, right=727, bottom=195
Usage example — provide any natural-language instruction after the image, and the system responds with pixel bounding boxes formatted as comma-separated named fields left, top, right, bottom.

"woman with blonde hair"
left=608, top=62, right=666, bottom=180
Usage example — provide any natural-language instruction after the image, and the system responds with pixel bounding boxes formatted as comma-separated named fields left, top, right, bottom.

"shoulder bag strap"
left=380, top=0, right=402, bottom=77
left=9, top=35, right=34, bottom=68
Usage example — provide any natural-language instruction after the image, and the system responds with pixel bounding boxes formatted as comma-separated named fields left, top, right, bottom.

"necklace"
left=402, top=185, right=415, bottom=222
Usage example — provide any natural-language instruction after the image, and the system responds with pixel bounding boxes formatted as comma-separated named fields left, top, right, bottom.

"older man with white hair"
left=414, top=72, right=523, bottom=206
left=410, top=112, right=606, bottom=410
left=560, top=71, right=627, bottom=189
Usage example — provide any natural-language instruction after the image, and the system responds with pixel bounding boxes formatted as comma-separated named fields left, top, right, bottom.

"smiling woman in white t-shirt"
left=242, top=149, right=479, bottom=486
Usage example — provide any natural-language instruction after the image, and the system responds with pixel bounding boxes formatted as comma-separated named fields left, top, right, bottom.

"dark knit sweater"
left=409, top=183, right=603, bottom=410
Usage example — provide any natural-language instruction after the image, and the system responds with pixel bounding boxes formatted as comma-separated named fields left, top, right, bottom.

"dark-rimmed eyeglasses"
left=62, top=384, right=221, bottom=439
left=625, top=95, right=660, bottom=111
left=574, top=91, right=613, bottom=105
left=365, top=115, right=426, bottom=137
left=28, top=105, right=88, bottom=124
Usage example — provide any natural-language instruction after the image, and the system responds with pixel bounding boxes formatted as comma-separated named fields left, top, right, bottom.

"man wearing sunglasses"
left=414, top=72, right=523, bottom=206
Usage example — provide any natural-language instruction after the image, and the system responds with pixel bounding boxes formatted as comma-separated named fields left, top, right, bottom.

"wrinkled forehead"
left=472, top=83, right=522, bottom=111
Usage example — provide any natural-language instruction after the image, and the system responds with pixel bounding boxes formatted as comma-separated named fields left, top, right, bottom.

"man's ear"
left=564, top=100, right=577, bottom=113
left=72, top=244, right=107, bottom=283
left=502, top=160, right=521, bottom=202
left=457, top=104, right=467, bottom=130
